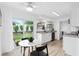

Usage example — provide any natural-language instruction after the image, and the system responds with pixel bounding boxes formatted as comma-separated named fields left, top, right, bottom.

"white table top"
left=18, top=40, right=42, bottom=47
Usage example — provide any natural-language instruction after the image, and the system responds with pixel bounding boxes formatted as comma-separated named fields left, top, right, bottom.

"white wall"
left=1, top=6, right=16, bottom=54
left=0, top=27, right=1, bottom=56
left=33, top=20, right=38, bottom=41
left=70, top=6, right=79, bottom=26
left=54, top=21, right=60, bottom=40
left=60, top=21, right=71, bottom=33
left=0, top=8, right=2, bottom=56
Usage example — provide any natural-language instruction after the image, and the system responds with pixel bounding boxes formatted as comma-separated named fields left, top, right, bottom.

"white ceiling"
left=0, top=2, right=79, bottom=19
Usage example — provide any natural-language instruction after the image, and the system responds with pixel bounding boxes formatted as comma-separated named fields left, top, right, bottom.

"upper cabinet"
left=71, top=7, right=79, bottom=26
left=37, top=21, right=54, bottom=31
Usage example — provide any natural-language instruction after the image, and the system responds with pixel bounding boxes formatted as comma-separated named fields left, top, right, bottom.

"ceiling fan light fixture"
left=25, top=2, right=36, bottom=12
left=26, top=6, right=33, bottom=12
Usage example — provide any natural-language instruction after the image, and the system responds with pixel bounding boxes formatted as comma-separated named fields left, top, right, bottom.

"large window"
left=13, top=18, right=33, bottom=46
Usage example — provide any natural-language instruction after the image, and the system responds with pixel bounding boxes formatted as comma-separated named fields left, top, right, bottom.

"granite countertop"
left=37, top=31, right=56, bottom=33
left=64, top=33, right=79, bottom=38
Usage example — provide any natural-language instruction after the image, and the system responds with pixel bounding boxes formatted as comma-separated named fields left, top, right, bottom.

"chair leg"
left=28, top=47, right=30, bottom=56
left=23, top=47, right=26, bottom=56
left=35, top=46, right=36, bottom=50
left=38, top=52, right=39, bottom=56
left=32, top=46, right=33, bottom=52
left=46, top=45, right=49, bottom=56
left=21, top=47, right=22, bottom=53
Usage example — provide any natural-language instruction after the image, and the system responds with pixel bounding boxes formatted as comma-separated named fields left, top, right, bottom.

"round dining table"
left=18, top=40, right=42, bottom=56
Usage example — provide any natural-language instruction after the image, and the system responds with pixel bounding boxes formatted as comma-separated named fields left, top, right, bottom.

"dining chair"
left=36, top=44, right=49, bottom=56
left=30, top=43, right=49, bottom=56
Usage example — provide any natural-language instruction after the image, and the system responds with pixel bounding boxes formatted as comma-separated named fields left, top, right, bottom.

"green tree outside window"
left=13, top=25, right=19, bottom=33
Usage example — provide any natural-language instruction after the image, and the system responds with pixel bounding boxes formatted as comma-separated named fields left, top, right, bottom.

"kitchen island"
left=36, top=31, right=52, bottom=44
left=36, top=31, right=56, bottom=44
left=63, top=34, right=79, bottom=56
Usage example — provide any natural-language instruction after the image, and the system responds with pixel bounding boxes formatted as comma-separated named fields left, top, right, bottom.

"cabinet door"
left=37, top=33, right=42, bottom=44
left=46, top=33, right=51, bottom=42
left=42, top=33, right=46, bottom=43
left=43, top=33, right=51, bottom=43
left=63, top=36, right=77, bottom=56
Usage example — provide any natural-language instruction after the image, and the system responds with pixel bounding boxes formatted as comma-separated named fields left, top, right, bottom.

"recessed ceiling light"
left=52, top=12, right=60, bottom=16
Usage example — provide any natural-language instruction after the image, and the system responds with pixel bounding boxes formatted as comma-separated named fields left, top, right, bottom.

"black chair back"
left=21, top=38, right=29, bottom=40
left=36, top=44, right=47, bottom=51
left=36, top=44, right=49, bottom=56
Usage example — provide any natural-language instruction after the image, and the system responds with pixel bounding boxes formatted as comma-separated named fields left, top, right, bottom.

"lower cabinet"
left=63, top=35, right=79, bottom=56
left=37, top=32, right=52, bottom=44
left=42, top=33, right=52, bottom=43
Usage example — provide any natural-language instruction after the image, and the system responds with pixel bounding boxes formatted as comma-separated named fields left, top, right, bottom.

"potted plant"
left=29, top=37, right=34, bottom=42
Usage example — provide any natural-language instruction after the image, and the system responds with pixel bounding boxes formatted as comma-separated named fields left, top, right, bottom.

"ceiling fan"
left=24, top=2, right=36, bottom=12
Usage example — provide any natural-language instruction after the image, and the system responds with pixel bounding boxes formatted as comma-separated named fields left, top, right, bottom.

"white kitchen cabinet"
left=42, top=33, right=51, bottom=43
left=37, top=33, right=43, bottom=43
left=63, top=35, right=79, bottom=56
left=37, top=32, right=51, bottom=44
left=71, top=7, right=79, bottom=26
